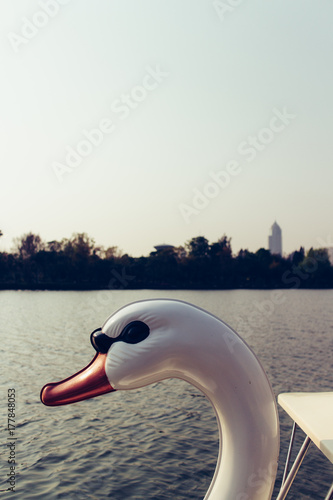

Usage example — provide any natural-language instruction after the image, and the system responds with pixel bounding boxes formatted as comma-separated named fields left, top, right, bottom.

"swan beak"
left=40, top=353, right=115, bottom=406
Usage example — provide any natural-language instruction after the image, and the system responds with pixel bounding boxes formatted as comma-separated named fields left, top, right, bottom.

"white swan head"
left=41, top=299, right=279, bottom=500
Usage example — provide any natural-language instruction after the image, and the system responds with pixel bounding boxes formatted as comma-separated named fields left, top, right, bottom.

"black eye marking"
left=90, top=321, right=150, bottom=353
left=119, top=321, right=150, bottom=344
left=90, top=328, right=114, bottom=354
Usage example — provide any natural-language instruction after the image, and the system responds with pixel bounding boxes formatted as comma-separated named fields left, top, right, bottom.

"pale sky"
left=0, top=0, right=332, bottom=257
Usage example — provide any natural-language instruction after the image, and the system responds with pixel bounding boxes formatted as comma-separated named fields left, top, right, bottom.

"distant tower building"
left=268, top=221, right=282, bottom=255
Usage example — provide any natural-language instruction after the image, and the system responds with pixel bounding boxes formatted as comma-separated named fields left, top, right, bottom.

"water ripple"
left=0, top=290, right=332, bottom=499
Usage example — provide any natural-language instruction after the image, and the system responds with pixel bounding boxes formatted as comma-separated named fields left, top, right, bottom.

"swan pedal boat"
left=40, top=299, right=333, bottom=500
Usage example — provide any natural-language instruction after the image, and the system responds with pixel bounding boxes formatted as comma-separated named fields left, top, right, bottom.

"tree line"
left=0, top=231, right=332, bottom=290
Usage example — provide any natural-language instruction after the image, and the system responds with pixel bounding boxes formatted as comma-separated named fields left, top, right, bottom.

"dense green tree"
left=289, top=247, right=305, bottom=266
left=208, top=236, right=233, bottom=288
left=255, top=248, right=272, bottom=266
left=13, top=233, right=44, bottom=259
left=105, top=246, right=122, bottom=260
left=209, top=235, right=232, bottom=259
left=186, top=236, right=210, bottom=259
left=235, top=249, right=258, bottom=288
left=145, top=247, right=179, bottom=288
left=298, top=248, right=332, bottom=288
left=47, top=240, right=63, bottom=253
left=62, top=233, right=95, bottom=258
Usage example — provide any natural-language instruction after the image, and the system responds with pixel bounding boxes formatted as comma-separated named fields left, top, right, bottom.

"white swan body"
left=41, top=299, right=279, bottom=500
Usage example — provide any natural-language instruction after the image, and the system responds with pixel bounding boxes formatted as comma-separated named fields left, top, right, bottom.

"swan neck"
left=177, top=323, right=279, bottom=500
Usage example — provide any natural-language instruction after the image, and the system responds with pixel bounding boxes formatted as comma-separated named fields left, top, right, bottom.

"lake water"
left=0, top=289, right=332, bottom=499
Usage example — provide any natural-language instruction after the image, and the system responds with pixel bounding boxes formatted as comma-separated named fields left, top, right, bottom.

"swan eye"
left=119, top=321, right=150, bottom=344
left=90, top=321, right=150, bottom=353
left=90, top=329, right=114, bottom=353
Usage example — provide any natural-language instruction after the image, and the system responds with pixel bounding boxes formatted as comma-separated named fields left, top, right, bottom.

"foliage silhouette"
left=0, top=232, right=332, bottom=290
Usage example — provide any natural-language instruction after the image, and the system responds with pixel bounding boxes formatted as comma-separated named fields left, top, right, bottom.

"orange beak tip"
left=40, top=353, right=115, bottom=406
